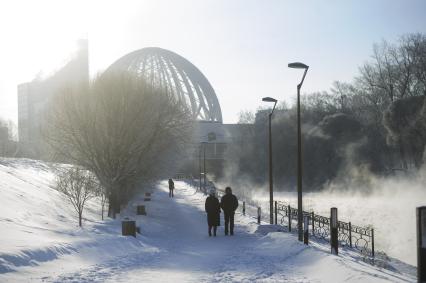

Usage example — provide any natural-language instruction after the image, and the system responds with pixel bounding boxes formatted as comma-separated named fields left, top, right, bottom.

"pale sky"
left=1, top=0, right=426, bottom=125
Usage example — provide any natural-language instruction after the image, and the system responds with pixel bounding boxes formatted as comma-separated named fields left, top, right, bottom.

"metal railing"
left=276, top=201, right=374, bottom=257
left=174, top=173, right=194, bottom=180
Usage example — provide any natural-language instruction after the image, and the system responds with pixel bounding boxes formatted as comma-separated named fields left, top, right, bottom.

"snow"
left=0, top=158, right=418, bottom=282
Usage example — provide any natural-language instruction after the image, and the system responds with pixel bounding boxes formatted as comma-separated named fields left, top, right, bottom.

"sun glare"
left=2, top=0, right=90, bottom=80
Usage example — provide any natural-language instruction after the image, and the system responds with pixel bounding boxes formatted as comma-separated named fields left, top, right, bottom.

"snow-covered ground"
left=0, top=158, right=418, bottom=282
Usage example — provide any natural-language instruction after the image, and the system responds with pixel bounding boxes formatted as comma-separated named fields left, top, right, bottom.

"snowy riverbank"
left=0, top=158, right=417, bottom=282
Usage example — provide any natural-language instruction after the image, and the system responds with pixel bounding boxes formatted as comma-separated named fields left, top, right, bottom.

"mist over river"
left=246, top=185, right=425, bottom=266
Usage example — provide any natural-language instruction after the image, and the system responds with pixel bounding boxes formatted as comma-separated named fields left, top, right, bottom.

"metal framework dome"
left=106, top=47, right=222, bottom=122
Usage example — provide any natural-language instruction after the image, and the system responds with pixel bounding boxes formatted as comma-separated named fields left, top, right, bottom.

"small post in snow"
left=304, top=215, right=309, bottom=245
left=243, top=201, right=246, bottom=216
left=288, top=205, right=291, bottom=232
left=275, top=201, right=278, bottom=225
left=122, top=218, right=136, bottom=237
left=257, top=207, right=261, bottom=224
left=330, top=207, right=338, bottom=255
left=417, top=206, right=426, bottom=283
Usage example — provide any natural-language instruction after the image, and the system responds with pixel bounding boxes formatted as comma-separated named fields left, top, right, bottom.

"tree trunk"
left=412, top=143, right=424, bottom=169
left=79, top=213, right=82, bottom=227
left=398, top=138, right=408, bottom=170
left=108, top=190, right=120, bottom=219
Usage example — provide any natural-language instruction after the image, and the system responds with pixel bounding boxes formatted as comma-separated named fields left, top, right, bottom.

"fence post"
left=257, top=207, right=261, bottom=224
left=288, top=205, right=291, bottom=232
left=274, top=201, right=278, bottom=225
left=311, top=211, right=315, bottom=236
left=417, top=206, right=426, bottom=282
left=304, top=215, right=309, bottom=245
left=349, top=222, right=352, bottom=248
left=243, top=201, right=246, bottom=216
left=371, top=228, right=375, bottom=258
left=330, top=207, right=338, bottom=255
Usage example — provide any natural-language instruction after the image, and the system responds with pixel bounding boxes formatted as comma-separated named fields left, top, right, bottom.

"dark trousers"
left=224, top=212, right=235, bottom=235
left=208, top=225, right=217, bottom=236
left=169, top=189, right=174, bottom=198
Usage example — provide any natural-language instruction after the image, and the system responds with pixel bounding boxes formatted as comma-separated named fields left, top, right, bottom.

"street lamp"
left=262, top=96, right=277, bottom=225
left=199, top=144, right=202, bottom=192
left=201, top=141, right=207, bottom=192
left=288, top=61, right=309, bottom=242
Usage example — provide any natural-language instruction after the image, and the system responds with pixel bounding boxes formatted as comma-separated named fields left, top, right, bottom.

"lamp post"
left=199, top=144, right=202, bottom=192
left=201, top=141, right=207, bottom=192
left=262, top=96, right=277, bottom=225
left=288, top=61, right=309, bottom=242
left=417, top=206, right=426, bottom=282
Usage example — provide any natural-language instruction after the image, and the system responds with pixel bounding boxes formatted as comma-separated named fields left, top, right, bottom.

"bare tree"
left=401, top=33, right=426, bottom=96
left=383, top=95, right=426, bottom=169
left=45, top=71, right=193, bottom=217
left=0, top=118, right=18, bottom=157
left=56, top=167, right=98, bottom=227
left=354, top=35, right=426, bottom=170
left=237, top=110, right=255, bottom=124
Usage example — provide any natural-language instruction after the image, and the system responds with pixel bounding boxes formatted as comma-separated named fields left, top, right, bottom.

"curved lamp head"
left=262, top=97, right=278, bottom=114
left=288, top=62, right=309, bottom=88
left=288, top=62, right=309, bottom=69
left=262, top=97, right=278, bottom=103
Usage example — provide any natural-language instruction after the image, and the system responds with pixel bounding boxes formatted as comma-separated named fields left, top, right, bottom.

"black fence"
left=276, top=201, right=375, bottom=257
left=174, top=173, right=194, bottom=181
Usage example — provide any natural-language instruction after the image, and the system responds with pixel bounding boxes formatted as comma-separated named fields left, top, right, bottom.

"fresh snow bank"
left=0, top=158, right=151, bottom=276
left=0, top=158, right=417, bottom=282
left=0, top=158, right=77, bottom=256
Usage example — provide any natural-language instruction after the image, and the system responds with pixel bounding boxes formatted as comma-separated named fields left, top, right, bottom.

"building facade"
left=17, top=39, right=89, bottom=157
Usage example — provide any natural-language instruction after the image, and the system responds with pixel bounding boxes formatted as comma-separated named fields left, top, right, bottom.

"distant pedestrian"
left=168, top=178, right=174, bottom=198
left=205, top=189, right=220, bottom=237
left=220, top=186, right=238, bottom=236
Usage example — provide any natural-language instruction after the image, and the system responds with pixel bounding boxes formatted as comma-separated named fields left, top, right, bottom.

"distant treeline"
left=226, top=33, right=426, bottom=191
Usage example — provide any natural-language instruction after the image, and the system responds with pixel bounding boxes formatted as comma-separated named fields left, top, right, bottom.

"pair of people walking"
left=204, top=186, right=238, bottom=236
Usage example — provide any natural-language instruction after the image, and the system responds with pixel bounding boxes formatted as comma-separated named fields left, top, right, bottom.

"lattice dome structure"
left=105, top=47, right=222, bottom=122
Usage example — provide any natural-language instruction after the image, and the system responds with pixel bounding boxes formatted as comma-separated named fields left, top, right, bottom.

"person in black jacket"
left=220, top=186, right=238, bottom=236
left=168, top=178, right=174, bottom=198
left=205, top=190, right=220, bottom=236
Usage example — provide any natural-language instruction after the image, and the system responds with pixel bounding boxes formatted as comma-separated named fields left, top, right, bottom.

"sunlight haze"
left=1, top=0, right=426, bottom=123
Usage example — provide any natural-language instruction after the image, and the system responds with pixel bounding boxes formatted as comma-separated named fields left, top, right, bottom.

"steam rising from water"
left=217, top=168, right=426, bottom=265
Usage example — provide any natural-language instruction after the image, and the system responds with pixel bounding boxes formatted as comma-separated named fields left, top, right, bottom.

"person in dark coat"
left=205, top=190, right=220, bottom=236
left=220, top=186, right=238, bottom=236
left=168, top=178, right=174, bottom=198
